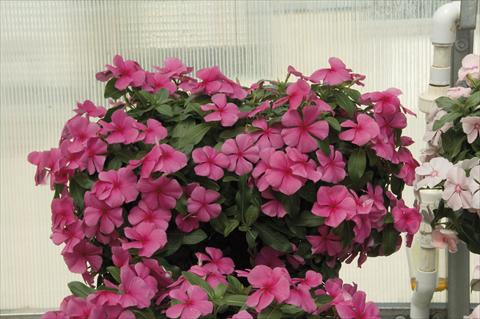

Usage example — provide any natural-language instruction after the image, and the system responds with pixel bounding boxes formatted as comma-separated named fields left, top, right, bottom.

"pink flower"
left=286, top=79, right=311, bottom=110
left=447, top=86, right=471, bottom=99
left=51, top=196, right=76, bottom=230
left=307, top=226, right=343, bottom=256
left=51, top=220, right=84, bottom=253
left=123, top=223, right=167, bottom=257
left=118, top=265, right=156, bottom=308
left=195, top=247, right=234, bottom=275
left=246, top=265, right=290, bottom=312
left=155, top=57, right=192, bottom=78
left=166, top=285, right=213, bottom=319
left=366, top=183, right=386, bottom=214
left=442, top=167, right=474, bottom=210
left=287, top=271, right=323, bottom=313
left=62, top=240, right=102, bottom=274
left=423, top=110, right=453, bottom=146
left=66, top=116, right=100, bottom=152
left=335, top=291, right=380, bottom=319
left=458, top=53, right=479, bottom=82
left=414, top=157, right=452, bottom=189
left=252, top=148, right=275, bottom=192
left=143, top=119, right=167, bottom=144
left=80, top=138, right=107, bottom=174
left=392, top=202, right=421, bottom=234
left=231, top=310, right=253, bottom=319
left=186, top=186, right=221, bottom=222
left=189, top=264, right=227, bottom=288
left=397, top=156, right=420, bottom=186
left=92, top=167, right=138, bottom=207
left=74, top=100, right=106, bottom=118
left=254, top=246, right=285, bottom=268
left=195, top=66, right=247, bottom=100
left=133, top=144, right=187, bottom=178
left=312, top=186, right=356, bottom=228
left=137, top=176, right=182, bottom=210
left=431, top=228, right=458, bottom=253
left=247, top=100, right=271, bottom=118
left=286, top=147, right=322, bottom=182
left=309, top=57, right=352, bottom=85
left=106, top=55, right=145, bottom=90
left=129, top=200, right=171, bottom=230
left=281, top=105, right=329, bottom=153
left=192, top=146, right=229, bottom=181
left=460, top=116, right=480, bottom=144
left=84, top=191, right=123, bottom=234
left=371, top=136, right=395, bottom=161
left=360, top=88, right=402, bottom=115
left=316, top=146, right=346, bottom=183
left=265, top=151, right=304, bottom=195
left=201, top=94, right=240, bottom=127
left=221, top=134, right=259, bottom=175
left=339, top=113, right=380, bottom=146
left=261, top=197, right=287, bottom=218
left=28, top=148, right=62, bottom=186
left=143, top=72, right=176, bottom=94
left=250, top=119, right=284, bottom=149
left=100, top=109, right=142, bottom=144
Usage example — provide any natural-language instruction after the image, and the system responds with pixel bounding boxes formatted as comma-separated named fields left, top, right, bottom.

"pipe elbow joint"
left=431, top=1, right=461, bottom=45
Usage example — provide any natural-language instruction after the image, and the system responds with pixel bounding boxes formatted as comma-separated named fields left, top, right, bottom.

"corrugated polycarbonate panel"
left=1, top=0, right=479, bottom=310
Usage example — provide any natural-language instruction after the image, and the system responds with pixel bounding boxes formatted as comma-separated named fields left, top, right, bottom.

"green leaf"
left=106, top=266, right=121, bottom=283
left=336, top=91, right=356, bottom=117
left=182, top=272, right=215, bottom=296
left=348, top=149, right=366, bottom=182
left=224, top=219, right=240, bottom=237
left=171, top=121, right=211, bottom=153
left=292, top=211, right=324, bottom=227
left=432, top=112, right=462, bottom=130
left=254, top=223, right=292, bottom=253
left=69, top=178, right=86, bottom=211
left=182, top=229, right=207, bottom=245
left=72, top=172, right=93, bottom=189
left=68, top=281, right=94, bottom=298
left=155, top=104, right=173, bottom=117
left=315, top=294, right=333, bottom=305
left=132, top=309, right=156, bottom=319
left=162, top=232, right=184, bottom=256
left=244, top=205, right=260, bottom=226
left=258, top=307, right=283, bottom=319
left=104, top=78, right=124, bottom=99
left=106, top=157, right=123, bottom=170
left=390, top=175, right=405, bottom=197
left=465, top=91, right=480, bottom=109
left=223, top=175, right=239, bottom=183
left=214, top=283, right=228, bottom=298
left=280, top=304, right=303, bottom=315
left=325, top=116, right=341, bottom=131
left=344, top=88, right=361, bottom=102
left=222, top=294, right=248, bottom=307
left=435, top=96, right=456, bottom=109
left=227, top=275, right=244, bottom=293
left=382, top=224, right=398, bottom=256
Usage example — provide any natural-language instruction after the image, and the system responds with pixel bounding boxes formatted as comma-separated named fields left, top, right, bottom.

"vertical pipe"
left=447, top=1, right=477, bottom=317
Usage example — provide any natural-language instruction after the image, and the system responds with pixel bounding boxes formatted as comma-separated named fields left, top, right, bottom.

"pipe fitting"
left=431, top=1, right=461, bottom=45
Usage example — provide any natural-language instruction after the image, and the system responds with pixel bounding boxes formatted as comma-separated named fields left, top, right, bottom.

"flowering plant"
left=416, top=54, right=480, bottom=254
left=29, top=55, right=419, bottom=318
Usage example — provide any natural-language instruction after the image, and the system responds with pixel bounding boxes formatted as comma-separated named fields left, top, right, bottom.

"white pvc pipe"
left=431, top=1, right=461, bottom=45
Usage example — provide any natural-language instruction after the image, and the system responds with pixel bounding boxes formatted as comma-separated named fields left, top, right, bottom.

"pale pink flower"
left=312, top=186, right=356, bottom=228
left=231, top=310, right=253, bottom=319
left=195, top=247, right=234, bottom=275
left=307, top=226, right=343, bottom=256
left=467, top=305, right=480, bottom=319
left=137, top=176, right=182, bottom=210
left=192, top=146, right=229, bottom=181
left=195, top=66, right=247, bottom=100
left=286, top=79, right=311, bottom=110
left=100, top=109, right=142, bottom=145
left=123, top=223, right=167, bottom=257
left=423, top=110, right=452, bottom=146
left=51, top=196, right=76, bottom=230
left=460, top=116, right=480, bottom=144
left=335, top=291, right=380, bottom=319
left=74, top=100, right=106, bottom=118
left=62, top=240, right=102, bottom=274
left=458, top=53, right=479, bottom=82
left=166, top=285, right=213, bottom=319
left=250, top=119, right=284, bottom=149
left=442, top=167, right=474, bottom=210
left=128, top=200, right=171, bottom=230
left=80, top=138, right=107, bottom=174
left=201, top=94, right=240, bottom=127
left=431, top=228, right=458, bottom=253
left=360, top=88, right=402, bottom=115
left=143, top=119, right=167, bottom=144
left=84, top=191, right=123, bottom=234
left=265, top=151, right=304, bottom=195
left=106, top=55, right=145, bottom=90
left=309, top=57, right=352, bottom=86
left=186, top=186, right=221, bottom=222
left=339, top=113, right=380, bottom=146
left=316, top=146, right=346, bottom=183
left=221, top=134, right=259, bottom=175
left=470, top=165, right=480, bottom=210
left=92, top=167, right=138, bottom=207
left=118, top=265, right=156, bottom=308
left=414, top=157, right=453, bottom=189
left=447, top=86, right=472, bottom=99
left=281, top=105, right=329, bottom=153
left=246, top=265, right=290, bottom=312
left=143, top=72, right=176, bottom=94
